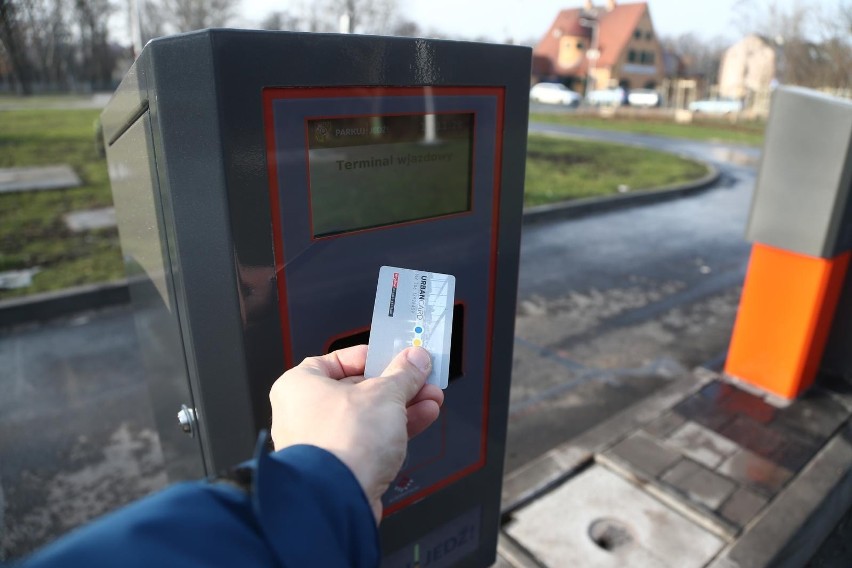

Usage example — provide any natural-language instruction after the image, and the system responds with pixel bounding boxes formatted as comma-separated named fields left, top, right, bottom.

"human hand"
left=269, top=345, right=444, bottom=522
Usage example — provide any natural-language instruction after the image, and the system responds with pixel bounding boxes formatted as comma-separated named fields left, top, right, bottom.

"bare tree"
left=299, top=0, right=335, bottom=32
left=162, top=0, right=236, bottom=32
left=389, top=18, right=420, bottom=37
left=0, top=0, right=35, bottom=93
left=127, top=0, right=168, bottom=48
left=255, top=0, right=398, bottom=35
left=39, top=0, right=74, bottom=86
left=1, top=0, right=82, bottom=93
left=732, top=0, right=808, bottom=40
left=0, top=0, right=120, bottom=93
left=332, top=0, right=396, bottom=34
left=259, top=10, right=299, bottom=31
left=732, top=0, right=852, bottom=89
left=74, top=0, right=115, bottom=89
left=660, top=32, right=728, bottom=85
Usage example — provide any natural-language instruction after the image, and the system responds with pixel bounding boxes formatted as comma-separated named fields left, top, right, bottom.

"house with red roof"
left=533, top=0, right=664, bottom=95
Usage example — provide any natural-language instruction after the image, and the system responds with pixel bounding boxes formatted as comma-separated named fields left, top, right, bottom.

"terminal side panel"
left=106, top=112, right=206, bottom=480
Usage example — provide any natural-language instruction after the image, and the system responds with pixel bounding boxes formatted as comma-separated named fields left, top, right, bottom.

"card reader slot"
left=327, top=329, right=371, bottom=353
left=449, top=303, right=464, bottom=382
left=327, top=303, right=462, bottom=382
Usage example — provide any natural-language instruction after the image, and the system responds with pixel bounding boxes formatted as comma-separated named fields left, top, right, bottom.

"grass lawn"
left=0, top=109, right=122, bottom=300
left=524, top=133, right=709, bottom=207
left=0, top=94, right=100, bottom=108
left=531, top=112, right=766, bottom=147
left=0, top=108, right=712, bottom=300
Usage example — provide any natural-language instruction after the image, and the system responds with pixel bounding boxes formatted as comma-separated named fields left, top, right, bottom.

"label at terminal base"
left=365, top=266, right=455, bottom=389
left=381, top=507, right=481, bottom=567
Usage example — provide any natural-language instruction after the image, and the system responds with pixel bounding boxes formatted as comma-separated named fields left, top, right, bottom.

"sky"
left=239, top=0, right=833, bottom=44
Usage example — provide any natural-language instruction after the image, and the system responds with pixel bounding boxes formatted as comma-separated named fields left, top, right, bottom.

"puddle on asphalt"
left=708, top=147, right=759, bottom=167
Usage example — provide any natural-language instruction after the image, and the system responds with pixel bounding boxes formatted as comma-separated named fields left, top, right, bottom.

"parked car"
left=587, top=87, right=627, bottom=107
left=530, top=82, right=582, bottom=107
left=688, top=98, right=744, bottom=115
left=627, top=89, right=662, bottom=107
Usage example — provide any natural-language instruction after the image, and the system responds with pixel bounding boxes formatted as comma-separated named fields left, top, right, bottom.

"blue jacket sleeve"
left=19, top=438, right=380, bottom=568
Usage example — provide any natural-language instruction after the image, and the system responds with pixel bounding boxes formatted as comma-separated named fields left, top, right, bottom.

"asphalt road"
left=504, top=123, right=759, bottom=472
left=0, top=124, right=761, bottom=560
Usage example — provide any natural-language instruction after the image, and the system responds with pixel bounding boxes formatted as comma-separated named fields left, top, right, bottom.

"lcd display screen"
left=306, top=113, right=474, bottom=237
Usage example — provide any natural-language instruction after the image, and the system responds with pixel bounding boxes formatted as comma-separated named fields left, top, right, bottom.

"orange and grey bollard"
left=725, top=87, right=852, bottom=400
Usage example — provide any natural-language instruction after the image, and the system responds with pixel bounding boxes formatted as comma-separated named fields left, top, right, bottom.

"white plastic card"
left=364, top=266, right=455, bottom=389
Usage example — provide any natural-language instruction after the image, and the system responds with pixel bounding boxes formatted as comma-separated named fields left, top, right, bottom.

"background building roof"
left=533, top=2, right=650, bottom=75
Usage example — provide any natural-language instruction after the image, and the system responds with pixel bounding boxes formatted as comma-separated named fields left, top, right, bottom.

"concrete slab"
left=0, top=269, right=40, bottom=290
left=0, top=165, right=81, bottom=193
left=505, top=465, right=725, bottom=568
left=63, top=208, right=116, bottom=232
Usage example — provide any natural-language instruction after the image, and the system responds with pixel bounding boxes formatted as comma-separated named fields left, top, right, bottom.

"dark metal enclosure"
left=102, top=30, right=531, bottom=567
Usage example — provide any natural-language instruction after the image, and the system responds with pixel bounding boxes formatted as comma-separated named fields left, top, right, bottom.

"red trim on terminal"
left=482, top=88, right=505, bottom=477
left=398, top=413, right=448, bottom=477
left=262, top=89, right=294, bottom=369
left=262, top=86, right=505, bottom=515
left=264, top=86, right=504, bottom=99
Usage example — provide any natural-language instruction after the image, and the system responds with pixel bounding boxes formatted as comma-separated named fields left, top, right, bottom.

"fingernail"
left=407, top=347, right=432, bottom=373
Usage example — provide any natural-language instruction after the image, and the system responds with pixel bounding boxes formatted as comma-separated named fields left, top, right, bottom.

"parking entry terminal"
left=102, top=30, right=531, bottom=566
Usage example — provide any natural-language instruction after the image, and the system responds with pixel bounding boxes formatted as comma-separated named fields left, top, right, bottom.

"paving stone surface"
left=606, top=433, right=682, bottom=477
left=718, top=448, right=793, bottom=496
left=712, top=385, right=777, bottom=424
left=673, top=394, right=735, bottom=431
left=766, top=432, right=823, bottom=472
left=718, top=486, right=769, bottom=528
left=508, top=376, right=852, bottom=566
left=719, top=415, right=787, bottom=460
left=0, top=165, right=80, bottom=193
left=666, top=421, right=740, bottom=468
left=818, top=376, right=852, bottom=412
left=660, top=458, right=737, bottom=510
left=772, top=388, right=850, bottom=440
left=642, top=412, right=686, bottom=439
left=502, top=375, right=852, bottom=567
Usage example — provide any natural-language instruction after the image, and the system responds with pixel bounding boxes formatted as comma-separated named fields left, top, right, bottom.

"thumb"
left=377, top=347, right=432, bottom=403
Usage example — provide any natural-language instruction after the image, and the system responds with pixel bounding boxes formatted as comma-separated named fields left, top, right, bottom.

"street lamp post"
left=579, top=16, right=599, bottom=96
left=130, top=0, right=144, bottom=57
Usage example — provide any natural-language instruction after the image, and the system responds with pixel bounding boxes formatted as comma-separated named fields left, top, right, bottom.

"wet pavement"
left=506, top=124, right=756, bottom=472
left=0, top=308, right=167, bottom=560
